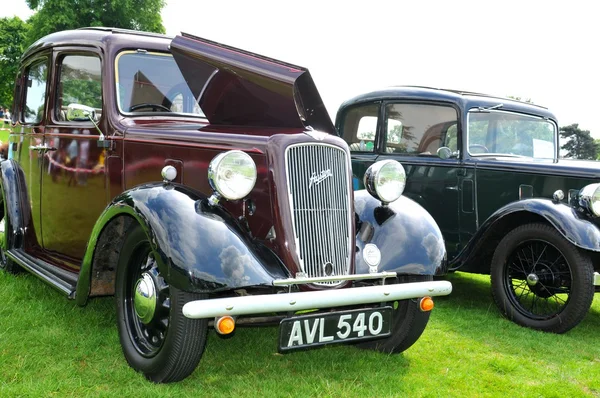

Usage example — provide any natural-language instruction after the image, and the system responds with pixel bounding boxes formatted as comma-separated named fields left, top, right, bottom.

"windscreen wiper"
left=476, top=103, right=504, bottom=112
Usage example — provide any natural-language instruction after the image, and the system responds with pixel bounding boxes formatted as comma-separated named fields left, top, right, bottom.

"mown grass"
left=0, top=270, right=599, bottom=397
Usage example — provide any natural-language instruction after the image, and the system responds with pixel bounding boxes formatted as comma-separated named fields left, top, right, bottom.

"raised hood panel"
left=170, top=33, right=335, bottom=134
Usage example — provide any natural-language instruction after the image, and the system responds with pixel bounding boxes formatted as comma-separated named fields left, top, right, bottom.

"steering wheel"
left=129, top=103, right=172, bottom=112
left=469, top=144, right=489, bottom=154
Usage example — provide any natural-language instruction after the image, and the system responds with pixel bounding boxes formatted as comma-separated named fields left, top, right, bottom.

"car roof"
left=22, top=27, right=172, bottom=61
left=339, top=85, right=557, bottom=120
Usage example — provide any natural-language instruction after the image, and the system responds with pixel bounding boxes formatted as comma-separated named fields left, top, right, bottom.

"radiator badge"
left=309, top=169, right=333, bottom=189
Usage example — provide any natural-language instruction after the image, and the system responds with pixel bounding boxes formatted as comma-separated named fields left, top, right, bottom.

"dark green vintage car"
left=337, top=86, right=600, bottom=333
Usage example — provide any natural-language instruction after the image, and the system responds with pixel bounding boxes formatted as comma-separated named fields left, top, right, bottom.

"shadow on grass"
left=432, top=271, right=600, bottom=364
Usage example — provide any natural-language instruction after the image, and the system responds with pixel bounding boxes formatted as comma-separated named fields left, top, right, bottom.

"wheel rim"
left=503, top=239, right=572, bottom=320
left=124, top=243, right=171, bottom=357
left=0, top=197, right=8, bottom=269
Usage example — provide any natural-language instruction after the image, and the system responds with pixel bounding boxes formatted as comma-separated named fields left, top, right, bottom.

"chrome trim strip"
left=594, top=272, right=600, bottom=286
left=273, top=271, right=397, bottom=286
left=182, top=280, right=453, bottom=319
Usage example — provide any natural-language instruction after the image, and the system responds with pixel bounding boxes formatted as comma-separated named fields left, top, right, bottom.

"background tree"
left=0, top=17, right=29, bottom=108
left=25, top=0, right=166, bottom=44
left=560, top=123, right=598, bottom=160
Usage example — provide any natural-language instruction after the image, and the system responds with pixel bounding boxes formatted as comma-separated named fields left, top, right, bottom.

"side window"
left=23, top=59, right=48, bottom=124
left=340, top=104, right=379, bottom=152
left=384, top=103, right=458, bottom=157
left=445, top=124, right=458, bottom=150
left=467, top=119, right=489, bottom=154
left=55, top=54, right=102, bottom=122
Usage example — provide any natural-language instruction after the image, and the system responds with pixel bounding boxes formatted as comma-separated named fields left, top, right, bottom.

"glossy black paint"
left=453, top=198, right=600, bottom=269
left=354, top=191, right=447, bottom=276
left=0, top=159, right=29, bottom=249
left=103, top=183, right=290, bottom=293
left=338, top=86, right=600, bottom=275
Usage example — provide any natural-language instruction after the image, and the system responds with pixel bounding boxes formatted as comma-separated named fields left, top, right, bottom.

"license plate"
left=278, top=307, right=392, bottom=352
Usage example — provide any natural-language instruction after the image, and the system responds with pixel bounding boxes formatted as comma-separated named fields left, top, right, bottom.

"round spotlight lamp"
left=208, top=150, right=257, bottom=201
left=363, top=160, right=406, bottom=205
left=579, top=183, right=600, bottom=216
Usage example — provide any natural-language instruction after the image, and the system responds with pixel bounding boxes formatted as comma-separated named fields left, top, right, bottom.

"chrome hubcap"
left=526, top=273, right=539, bottom=286
left=134, top=272, right=157, bottom=324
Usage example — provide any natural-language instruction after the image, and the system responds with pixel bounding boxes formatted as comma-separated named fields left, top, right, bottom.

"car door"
left=40, top=50, right=108, bottom=270
left=13, top=54, right=51, bottom=256
left=340, top=100, right=465, bottom=259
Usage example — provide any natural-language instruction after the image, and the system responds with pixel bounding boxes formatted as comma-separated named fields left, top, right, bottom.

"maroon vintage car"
left=1, top=27, right=451, bottom=383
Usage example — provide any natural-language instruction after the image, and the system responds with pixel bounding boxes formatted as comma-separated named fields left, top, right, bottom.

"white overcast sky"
left=4, top=0, right=599, bottom=136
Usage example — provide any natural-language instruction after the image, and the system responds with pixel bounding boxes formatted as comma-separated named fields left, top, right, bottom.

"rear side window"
left=340, top=104, right=379, bottom=152
left=384, top=103, right=458, bottom=157
left=23, top=59, right=48, bottom=124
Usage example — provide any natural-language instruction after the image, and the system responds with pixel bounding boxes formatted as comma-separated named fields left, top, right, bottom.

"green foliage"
left=25, top=0, right=166, bottom=44
left=560, top=123, right=598, bottom=160
left=59, top=57, right=102, bottom=110
left=0, top=17, right=29, bottom=109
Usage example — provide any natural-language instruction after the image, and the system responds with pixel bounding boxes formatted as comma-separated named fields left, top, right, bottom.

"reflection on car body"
left=0, top=30, right=451, bottom=383
left=338, top=86, right=600, bottom=334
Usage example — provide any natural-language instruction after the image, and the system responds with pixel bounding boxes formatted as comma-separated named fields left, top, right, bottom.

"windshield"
left=467, top=110, right=556, bottom=159
left=115, top=51, right=204, bottom=117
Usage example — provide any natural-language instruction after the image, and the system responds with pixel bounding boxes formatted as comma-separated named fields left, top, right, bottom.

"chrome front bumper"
left=182, top=280, right=452, bottom=319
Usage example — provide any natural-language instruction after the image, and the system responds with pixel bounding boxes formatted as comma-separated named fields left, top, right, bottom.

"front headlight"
left=208, top=150, right=257, bottom=201
left=363, top=159, right=406, bottom=204
left=578, top=183, right=600, bottom=216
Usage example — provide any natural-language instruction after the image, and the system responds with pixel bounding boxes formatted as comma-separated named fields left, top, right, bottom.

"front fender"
left=76, top=183, right=288, bottom=302
left=487, top=199, right=600, bottom=251
left=354, top=190, right=447, bottom=276
left=0, top=159, right=30, bottom=248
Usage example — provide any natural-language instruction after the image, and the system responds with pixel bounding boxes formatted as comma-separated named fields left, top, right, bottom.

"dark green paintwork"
left=338, top=87, right=600, bottom=273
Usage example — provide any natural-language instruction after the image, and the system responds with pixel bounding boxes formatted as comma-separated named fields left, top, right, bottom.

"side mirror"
left=66, top=103, right=109, bottom=147
left=66, top=103, right=96, bottom=122
left=437, top=146, right=452, bottom=160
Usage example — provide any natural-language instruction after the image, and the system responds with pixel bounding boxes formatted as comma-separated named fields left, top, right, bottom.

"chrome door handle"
left=29, top=144, right=57, bottom=152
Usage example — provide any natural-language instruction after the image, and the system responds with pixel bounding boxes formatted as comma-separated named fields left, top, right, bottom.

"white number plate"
left=278, top=307, right=392, bottom=352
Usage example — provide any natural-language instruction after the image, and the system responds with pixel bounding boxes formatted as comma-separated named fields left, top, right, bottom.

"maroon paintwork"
left=9, top=27, right=344, bottom=286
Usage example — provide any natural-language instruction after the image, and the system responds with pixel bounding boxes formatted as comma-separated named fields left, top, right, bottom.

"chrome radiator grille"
left=285, top=143, right=351, bottom=285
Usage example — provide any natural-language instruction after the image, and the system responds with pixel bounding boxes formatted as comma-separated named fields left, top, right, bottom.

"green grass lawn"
left=0, top=270, right=598, bottom=397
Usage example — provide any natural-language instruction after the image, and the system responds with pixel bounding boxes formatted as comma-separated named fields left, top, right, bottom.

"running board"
left=6, top=249, right=77, bottom=298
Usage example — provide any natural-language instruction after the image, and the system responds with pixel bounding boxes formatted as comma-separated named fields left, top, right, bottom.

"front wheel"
left=115, top=224, right=208, bottom=383
left=357, top=276, right=432, bottom=353
left=490, top=223, right=595, bottom=334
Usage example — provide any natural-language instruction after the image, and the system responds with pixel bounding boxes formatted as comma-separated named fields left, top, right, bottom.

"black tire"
left=490, top=223, right=594, bottom=334
left=115, top=224, right=208, bottom=383
left=357, top=276, right=432, bottom=353
left=0, top=193, right=19, bottom=274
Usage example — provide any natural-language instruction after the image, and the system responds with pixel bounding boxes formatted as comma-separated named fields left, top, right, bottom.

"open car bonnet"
left=170, top=33, right=335, bottom=134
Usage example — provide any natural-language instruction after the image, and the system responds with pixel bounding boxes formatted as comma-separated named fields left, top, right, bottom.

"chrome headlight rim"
left=363, top=159, right=406, bottom=205
left=208, top=150, right=257, bottom=201
left=578, top=183, right=600, bottom=217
